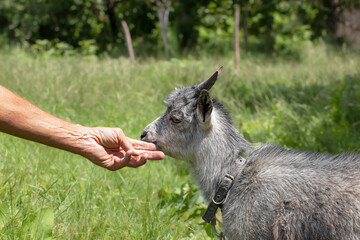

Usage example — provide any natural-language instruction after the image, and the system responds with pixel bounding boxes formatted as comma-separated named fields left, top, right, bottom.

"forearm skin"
left=0, top=85, right=85, bottom=155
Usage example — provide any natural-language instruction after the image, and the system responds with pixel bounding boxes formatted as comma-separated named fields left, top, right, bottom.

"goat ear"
left=197, top=66, right=223, bottom=91
left=197, top=89, right=213, bottom=126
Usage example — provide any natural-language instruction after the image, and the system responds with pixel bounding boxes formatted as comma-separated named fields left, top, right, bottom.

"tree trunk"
left=140, top=35, right=147, bottom=59
left=121, top=20, right=135, bottom=63
left=156, top=0, right=171, bottom=57
left=327, top=0, right=339, bottom=34
left=234, top=5, right=240, bottom=69
left=104, top=0, right=120, bottom=39
left=243, top=1, right=249, bottom=54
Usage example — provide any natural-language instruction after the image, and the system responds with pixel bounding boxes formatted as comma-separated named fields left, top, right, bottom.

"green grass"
left=0, top=44, right=360, bottom=239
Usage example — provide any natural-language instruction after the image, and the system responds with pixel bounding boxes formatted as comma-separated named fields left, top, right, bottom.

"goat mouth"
left=151, top=141, right=161, bottom=150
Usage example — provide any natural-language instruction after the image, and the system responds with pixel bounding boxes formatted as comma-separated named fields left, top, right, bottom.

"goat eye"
left=170, top=117, right=181, bottom=124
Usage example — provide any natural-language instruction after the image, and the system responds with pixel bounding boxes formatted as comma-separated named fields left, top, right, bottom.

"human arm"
left=0, top=85, right=165, bottom=170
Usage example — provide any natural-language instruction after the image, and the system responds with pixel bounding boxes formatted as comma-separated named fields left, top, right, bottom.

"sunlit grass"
left=0, top=43, right=359, bottom=239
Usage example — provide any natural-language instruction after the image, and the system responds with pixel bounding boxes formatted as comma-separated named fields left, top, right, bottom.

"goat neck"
left=191, top=108, right=254, bottom=201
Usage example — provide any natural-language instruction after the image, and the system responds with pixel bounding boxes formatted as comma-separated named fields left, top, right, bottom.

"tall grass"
left=0, top=44, right=359, bottom=239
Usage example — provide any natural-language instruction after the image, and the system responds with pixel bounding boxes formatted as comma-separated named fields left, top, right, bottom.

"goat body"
left=141, top=67, right=360, bottom=240
left=224, top=144, right=360, bottom=239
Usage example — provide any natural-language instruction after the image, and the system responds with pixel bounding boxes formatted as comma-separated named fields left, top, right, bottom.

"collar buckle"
left=202, top=174, right=235, bottom=223
left=202, top=158, right=245, bottom=239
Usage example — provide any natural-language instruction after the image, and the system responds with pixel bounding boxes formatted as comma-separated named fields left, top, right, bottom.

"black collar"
left=202, top=155, right=246, bottom=223
left=201, top=156, right=247, bottom=239
left=202, top=173, right=235, bottom=223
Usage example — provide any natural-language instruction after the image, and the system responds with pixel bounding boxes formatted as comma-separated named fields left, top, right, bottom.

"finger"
left=144, top=151, right=165, bottom=160
left=128, top=161, right=146, bottom=168
left=129, top=149, right=165, bottom=160
left=128, top=156, right=147, bottom=168
left=106, top=159, right=125, bottom=171
left=128, top=138, right=158, bottom=151
left=107, top=164, right=122, bottom=171
left=122, top=151, right=132, bottom=166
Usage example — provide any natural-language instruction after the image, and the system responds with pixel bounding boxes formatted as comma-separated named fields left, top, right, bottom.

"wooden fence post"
left=121, top=20, right=135, bottom=63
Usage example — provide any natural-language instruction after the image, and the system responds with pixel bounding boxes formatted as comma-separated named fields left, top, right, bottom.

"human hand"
left=78, top=127, right=165, bottom=171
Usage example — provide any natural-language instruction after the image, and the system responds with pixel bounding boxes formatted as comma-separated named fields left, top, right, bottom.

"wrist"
left=58, top=123, right=90, bottom=156
left=40, top=121, right=89, bottom=156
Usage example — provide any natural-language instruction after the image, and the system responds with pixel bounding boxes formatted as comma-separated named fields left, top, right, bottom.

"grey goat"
left=141, top=67, right=360, bottom=240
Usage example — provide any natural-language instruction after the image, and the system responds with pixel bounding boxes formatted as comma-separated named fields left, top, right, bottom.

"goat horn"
left=198, top=66, right=223, bottom=91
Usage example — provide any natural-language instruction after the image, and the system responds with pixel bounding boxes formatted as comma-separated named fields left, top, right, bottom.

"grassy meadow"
left=0, top=44, right=360, bottom=239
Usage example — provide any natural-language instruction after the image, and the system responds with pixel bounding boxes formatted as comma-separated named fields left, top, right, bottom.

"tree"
left=234, top=5, right=240, bottom=69
left=243, top=0, right=249, bottom=53
left=155, top=0, right=171, bottom=57
left=171, top=0, right=211, bottom=51
left=121, top=20, right=135, bottom=63
left=104, top=0, right=121, bottom=39
left=1, top=0, right=359, bottom=57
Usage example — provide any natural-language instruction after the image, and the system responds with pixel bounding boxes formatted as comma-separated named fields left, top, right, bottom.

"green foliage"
left=26, top=39, right=97, bottom=57
left=1, top=0, right=359, bottom=58
left=271, top=1, right=314, bottom=56
left=29, top=208, right=54, bottom=240
left=224, top=43, right=360, bottom=152
left=0, top=0, right=106, bottom=45
left=195, top=0, right=235, bottom=55
left=158, top=183, right=206, bottom=221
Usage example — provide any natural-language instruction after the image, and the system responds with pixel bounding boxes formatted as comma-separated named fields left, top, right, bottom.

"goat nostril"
left=140, top=131, right=147, bottom=140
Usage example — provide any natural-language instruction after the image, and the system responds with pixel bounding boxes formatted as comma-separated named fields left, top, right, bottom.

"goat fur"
left=141, top=68, right=360, bottom=240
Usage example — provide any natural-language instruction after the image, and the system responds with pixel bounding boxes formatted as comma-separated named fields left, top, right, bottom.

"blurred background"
left=1, top=1, right=360, bottom=239
left=0, top=0, right=359, bottom=59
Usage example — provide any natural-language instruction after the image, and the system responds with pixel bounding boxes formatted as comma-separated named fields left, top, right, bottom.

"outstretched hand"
left=0, top=84, right=164, bottom=171
left=79, top=127, right=165, bottom=171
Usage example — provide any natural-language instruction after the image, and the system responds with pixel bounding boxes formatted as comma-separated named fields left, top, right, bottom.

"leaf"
left=30, top=207, right=54, bottom=240
left=200, top=222, right=214, bottom=238
left=0, top=203, right=10, bottom=231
